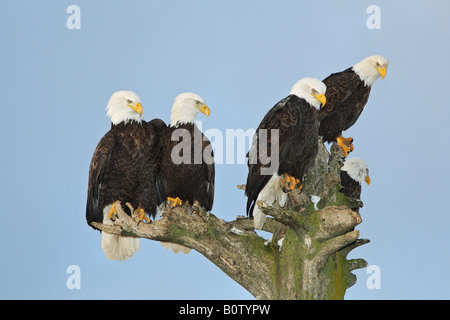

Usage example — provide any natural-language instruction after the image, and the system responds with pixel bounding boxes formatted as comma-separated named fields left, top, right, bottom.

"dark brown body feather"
left=340, top=170, right=362, bottom=200
left=319, top=68, right=371, bottom=143
left=340, top=170, right=362, bottom=212
left=157, top=123, right=215, bottom=211
left=86, top=120, right=165, bottom=230
left=246, top=94, right=319, bottom=217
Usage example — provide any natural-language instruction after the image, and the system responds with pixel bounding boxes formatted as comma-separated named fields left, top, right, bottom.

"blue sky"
left=0, top=1, right=449, bottom=299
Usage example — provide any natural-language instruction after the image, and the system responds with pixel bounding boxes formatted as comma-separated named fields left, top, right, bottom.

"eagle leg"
left=167, top=197, right=183, bottom=207
left=336, top=135, right=354, bottom=157
left=343, top=136, right=354, bottom=151
left=108, top=201, right=120, bottom=220
left=281, top=174, right=298, bottom=193
left=295, top=180, right=303, bottom=191
left=136, top=207, right=151, bottom=225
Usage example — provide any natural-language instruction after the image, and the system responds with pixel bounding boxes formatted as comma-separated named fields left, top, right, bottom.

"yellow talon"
left=167, top=197, right=182, bottom=207
left=289, top=176, right=296, bottom=191
left=291, top=178, right=302, bottom=191
left=282, top=174, right=299, bottom=191
left=344, top=136, right=355, bottom=152
left=290, top=177, right=296, bottom=190
left=108, top=202, right=118, bottom=220
left=336, top=135, right=353, bottom=157
left=137, top=208, right=151, bottom=223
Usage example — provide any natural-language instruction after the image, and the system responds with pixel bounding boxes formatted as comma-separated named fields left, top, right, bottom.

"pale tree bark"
left=93, top=138, right=369, bottom=300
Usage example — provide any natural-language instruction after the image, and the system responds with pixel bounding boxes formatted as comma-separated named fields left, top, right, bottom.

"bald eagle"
left=340, top=157, right=370, bottom=212
left=246, top=78, right=327, bottom=229
left=86, top=91, right=163, bottom=261
left=157, top=92, right=215, bottom=253
left=319, top=55, right=389, bottom=156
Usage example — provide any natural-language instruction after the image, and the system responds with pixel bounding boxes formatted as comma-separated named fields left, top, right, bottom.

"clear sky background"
left=0, top=1, right=449, bottom=300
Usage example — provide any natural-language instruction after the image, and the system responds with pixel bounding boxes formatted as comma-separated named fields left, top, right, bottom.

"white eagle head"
left=106, top=90, right=143, bottom=125
left=290, top=77, right=327, bottom=110
left=341, top=157, right=371, bottom=185
left=169, top=92, right=210, bottom=127
left=352, top=55, right=390, bottom=86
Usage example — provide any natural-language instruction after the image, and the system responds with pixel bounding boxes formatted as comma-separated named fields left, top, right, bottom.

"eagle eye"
left=126, top=99, right=133, bottom=104
left=311, top=89, right=318, bottom=94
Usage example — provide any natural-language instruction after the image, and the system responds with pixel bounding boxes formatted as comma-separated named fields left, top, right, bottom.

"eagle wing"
left=245, top=95, right=302, bottom=216
left=86, top=131, right=115, bottom=229
left=148, top=118, right=168, bottom=206
left=319, top=69, right=361, bottom=122
left=203, top=136, right=215, bottom=211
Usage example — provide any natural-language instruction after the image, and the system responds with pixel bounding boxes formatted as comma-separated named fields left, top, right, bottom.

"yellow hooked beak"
left=365, top=175, right=371, bottom=186
left=313, top=93, right=326, bottom=108
left=129, top=102, right=143, bottom=117
left=376, top=66, right=387, bottom=79
left=198, top=104, right=210, bottom=117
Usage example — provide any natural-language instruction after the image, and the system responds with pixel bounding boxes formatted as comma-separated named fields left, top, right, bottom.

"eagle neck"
left=351, top=64, right=379, bottom=87
left=111, top=120, right=142, bottom=129
left=169, top=121, right=195, bottom=130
